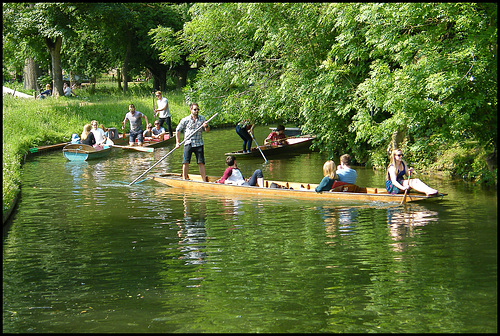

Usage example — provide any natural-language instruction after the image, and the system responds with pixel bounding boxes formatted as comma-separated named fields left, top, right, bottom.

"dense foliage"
left=3, top=2, right=497, bottom=195
left=179, top=3, right=496, bottom=174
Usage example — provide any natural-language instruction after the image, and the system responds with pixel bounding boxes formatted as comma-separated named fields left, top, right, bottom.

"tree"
left=3, top=3, right=78, bottom=97
left=180, top=3, right=497, bottom=164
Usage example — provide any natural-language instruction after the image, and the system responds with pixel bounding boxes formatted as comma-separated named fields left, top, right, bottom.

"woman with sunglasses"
left=386, top=149, right=439, bottom=196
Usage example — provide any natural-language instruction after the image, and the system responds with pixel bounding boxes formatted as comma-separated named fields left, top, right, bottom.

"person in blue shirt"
left=336, top=154, right=357, bottom=184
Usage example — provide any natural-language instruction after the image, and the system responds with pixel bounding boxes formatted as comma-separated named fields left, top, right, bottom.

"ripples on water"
left=3, top=129, right=497, bottom=333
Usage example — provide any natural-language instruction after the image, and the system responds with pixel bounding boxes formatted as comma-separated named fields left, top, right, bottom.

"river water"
left=3, top=126, right=497, bottom=333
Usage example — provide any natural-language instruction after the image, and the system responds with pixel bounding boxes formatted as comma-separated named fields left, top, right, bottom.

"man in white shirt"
left=153, top=91, right=173, bottom=138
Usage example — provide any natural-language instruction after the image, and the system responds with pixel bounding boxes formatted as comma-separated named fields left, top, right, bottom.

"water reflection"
left=386, top=205, right=439, bottom=252
left=176, top=195, right=208, bottom=266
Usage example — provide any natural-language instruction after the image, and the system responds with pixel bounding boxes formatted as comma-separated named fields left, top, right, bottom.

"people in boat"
left=122, top=104, right=148, bottom=146
left=80, top=124, right=96, bottom=147
left=336, top=154, right=357, bottom=184
left=175, top=103, right=210, bottom=182
left=36, top=84, right=52, bottom=99
left=386, top=149, right=439, bottom=196
left=153, top=91, right=173, bottom=138
left=265, top=124, right=287, bottom=146
left=235, top=120, right=255, bottom=153
left=143, top=123, right=153, bottom=140
left=216, top=155, right=264, bottom=187
left=90, top=120, right=107, bottom=148
left=151, top=120, right=166, bottom=140
left=315, top=160, right=339, bottom=192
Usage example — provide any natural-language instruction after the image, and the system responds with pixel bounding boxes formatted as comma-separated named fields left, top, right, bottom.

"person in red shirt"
left=264, top=125, right=287, bottom=146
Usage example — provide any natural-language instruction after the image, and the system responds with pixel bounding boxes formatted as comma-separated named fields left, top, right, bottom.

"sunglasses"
left=192, top=108, right=199, bottom=111
left=395, top=154, right=403, bottom=157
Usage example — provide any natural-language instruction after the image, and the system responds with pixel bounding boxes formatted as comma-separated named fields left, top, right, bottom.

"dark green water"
left=3, top=127, right=497, bottom=333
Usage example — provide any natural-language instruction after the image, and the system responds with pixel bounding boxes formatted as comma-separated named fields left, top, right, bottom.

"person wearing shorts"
left=122, top=104, right=148, bottom=146
left=175, top=103, right=210, bottom=181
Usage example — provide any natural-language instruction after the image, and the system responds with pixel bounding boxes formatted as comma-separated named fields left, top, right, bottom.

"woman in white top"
left=90, top=120, right=107, bottom=148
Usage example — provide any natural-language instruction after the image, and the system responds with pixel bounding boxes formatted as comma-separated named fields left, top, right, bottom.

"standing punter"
left=175, top=103, right=210, bottom=181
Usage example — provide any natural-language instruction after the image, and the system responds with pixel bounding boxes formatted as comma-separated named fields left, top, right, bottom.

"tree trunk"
left=117, top=68, right=122, bottom=91
left=45, top=36, right=63, bottom=97
left=122, top=38, right=132, bottom=93
left=23, top=57, right=41, bottom=90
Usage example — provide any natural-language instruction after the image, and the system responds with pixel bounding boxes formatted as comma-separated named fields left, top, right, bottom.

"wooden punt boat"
left=113, top=133, right=176, bottom=148
left=151, top=173, right=447, bottom=203
left=225, top=135, right=315, bottom=158
left=63, top=139, right=114, bottom=161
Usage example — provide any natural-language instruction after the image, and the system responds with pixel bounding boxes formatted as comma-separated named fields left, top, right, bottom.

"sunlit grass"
left=2, top=82, right=191, bottom=216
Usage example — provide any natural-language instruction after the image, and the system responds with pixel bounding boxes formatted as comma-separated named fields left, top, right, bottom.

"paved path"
left=3, top=86, right=35, bottom=99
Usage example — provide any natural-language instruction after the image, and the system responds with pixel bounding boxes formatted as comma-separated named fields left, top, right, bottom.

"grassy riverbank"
left=2, top=82, right=207, bottom=216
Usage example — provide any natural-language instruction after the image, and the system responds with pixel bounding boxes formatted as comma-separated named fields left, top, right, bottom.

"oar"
left=111, top=144, right=154, bottom=152
left=401, top=171, right=411, bottom=205
left=249, top=131, right=268, bottom=163
left=128, top=112, right=219, bottom=185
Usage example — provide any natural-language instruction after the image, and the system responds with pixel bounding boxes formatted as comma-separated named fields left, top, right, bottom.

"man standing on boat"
left=175, top=103, right=209, bottom=182
left=153, top=91, right=173, bottom=138
left=122, top=104, right=149, bottom=146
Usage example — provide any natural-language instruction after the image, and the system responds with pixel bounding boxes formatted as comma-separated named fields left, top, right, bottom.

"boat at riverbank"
left=225, top=135, right=315, bottom=158
left=151, top=173, right=446, bottom=203
left=113, top=133, right=176, bottom=148
left=63, top=139, right=114, bottom=161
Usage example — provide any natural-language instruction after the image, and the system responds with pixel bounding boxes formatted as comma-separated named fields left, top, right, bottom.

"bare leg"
left=404, top=179, right=438, bottom=196
left=182, top=163, right=189, bottom=180
left=198, top=163, right=207, bottom=182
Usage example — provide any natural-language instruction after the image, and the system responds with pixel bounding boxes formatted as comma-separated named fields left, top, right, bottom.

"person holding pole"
left=386, top=149, right=439, bottom=196
left=153, top=91, right=173, bottom=138
left=175, top=103, right=210, bottom=182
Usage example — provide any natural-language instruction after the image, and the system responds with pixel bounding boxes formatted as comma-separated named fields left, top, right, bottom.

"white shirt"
left=91, top=128, right=106, bottom=144
left=226, top=168, right=246, bottom=185
left=157, top=97, right=170, bottom=118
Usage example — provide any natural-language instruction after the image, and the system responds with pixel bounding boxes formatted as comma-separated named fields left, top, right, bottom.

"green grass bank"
left=2, top=81, right=221, bottom=219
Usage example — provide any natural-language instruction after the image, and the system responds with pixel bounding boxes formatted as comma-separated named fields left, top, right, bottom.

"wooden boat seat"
left=330, top=184, right=367, bottom=193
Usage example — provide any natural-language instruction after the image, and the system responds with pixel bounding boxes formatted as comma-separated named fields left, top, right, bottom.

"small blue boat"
left=63, top=139, right=114, bottom=161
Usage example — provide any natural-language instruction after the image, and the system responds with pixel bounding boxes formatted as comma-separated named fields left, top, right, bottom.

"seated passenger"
left=151, top=121, right=166, bottom=140
left=143, top=123, right=153, bottom=140
left=315, top=160, right=339, bottom=192
left=386, top=149, right=439, bottom=196
left=80, top=124, right=96, bottom=146
left=216, top=155, right=264, bottom=187
left=336, top=154, right=357, bottom=184
left=264, top=124, right=287, bottom=146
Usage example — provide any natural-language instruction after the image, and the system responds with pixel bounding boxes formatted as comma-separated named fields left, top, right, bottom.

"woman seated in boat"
left=143, top=123, right=153, bottom=141
left=216, top=155, right=264, bottom=187
left=386, top=149, right=439, bottom=196
left=315, top=160, right=342, bottom=192
left=90, top=120, right=107, bottom=149
left=264, top=124, right=288, bottom=146
left=80, top=124, right=96, bottom=147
